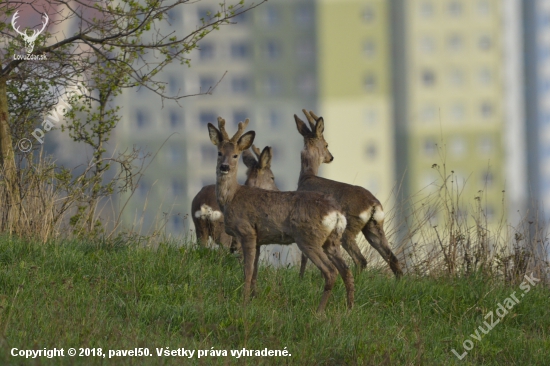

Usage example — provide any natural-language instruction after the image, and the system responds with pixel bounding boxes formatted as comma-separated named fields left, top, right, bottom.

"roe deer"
left=191, top=145, right=278, bottom=250
left=295, top=110, right=403, bottom=279
left=208, top=117, right=354, bottom=312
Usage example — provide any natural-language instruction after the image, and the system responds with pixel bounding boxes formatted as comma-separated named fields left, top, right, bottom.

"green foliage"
left=0, top=237, right=549, bottom=365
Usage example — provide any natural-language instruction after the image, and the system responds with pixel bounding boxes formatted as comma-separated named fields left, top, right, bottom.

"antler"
left=11, top=11, right=26, bottom=37
left=302, top=109, right=316, bottom=130
left=31, top=13, right=49, bottom=40
left=217, top=117, right=230, bottom=140
left=251, top=144, right=261, bottom=160
left=230, top=118, right=249, bottom=143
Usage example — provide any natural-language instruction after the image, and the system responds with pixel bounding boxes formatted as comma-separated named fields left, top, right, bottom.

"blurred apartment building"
left=115, top=0, right=531, bottom=239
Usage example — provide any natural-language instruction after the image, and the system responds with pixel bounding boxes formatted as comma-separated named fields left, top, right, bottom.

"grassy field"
left=0, top=235, right=549, bottom=365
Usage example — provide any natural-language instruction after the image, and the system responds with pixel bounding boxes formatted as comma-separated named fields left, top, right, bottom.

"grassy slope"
left=0, top=236, right=549, bottom=365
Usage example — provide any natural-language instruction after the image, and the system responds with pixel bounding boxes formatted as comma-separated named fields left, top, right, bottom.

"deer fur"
left=191, top=145, right=278, bottom=250
left=208, top=117, right=354, bottom=312
left=295, top=109, right=403, bottom=279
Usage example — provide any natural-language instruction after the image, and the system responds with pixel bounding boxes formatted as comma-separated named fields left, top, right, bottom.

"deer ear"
left=237, top=131, right=255, bottom=151
left=242, top=149, right=257, bottom=168
left=315, top=117, right=325, bottom=137
left=294, top=114, right=311, bottom=137
left=259, top=146, right=272, bottom=169
left=208, top=123, right=223, bottom=146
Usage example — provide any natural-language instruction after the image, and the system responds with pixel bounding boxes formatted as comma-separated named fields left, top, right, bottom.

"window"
left=448, top=1, right=462, bottom=17
left=269, top=110, right=281, bottom=128
left=168, top=9, right=181, bottom=25
left=137, top=180, right=150, bottom=198
left=233, top=110, right=248, bottom=126
left=423, top=138, right=437, bottom=156
left=451, top=103, right=465, bottom=121
left=481, top=170, right=494, bottom=187
left=233, top=11, right=248, bottom=24
left=201, top=144, right=217, bottom=163
left=199, top=76, right=215, bottom=93
left=264, top=6, right=280, bottom=26
left=231, top=76, right=250, bottom=93
left=231, top=42, right=250, bottom=59
left=296, top=41, right=314, bottom=61
left=479, top=136, right=493, bottom=154
left=477, top=0, right=490, bottom=16
left=166, top=145, right=182, bottom=164
left=362, top=6, right=375, bottom=23
left=171, top=215, right=183, bottom=230
left=136, top=110, right=148, bottom=128
left=169, top=110, right=183, bottom=128
left=448, top=34, right=463, bottom=52
left=199, top=43, right=214, bottom=60
left=420, top=2, right=434, bottom=18
left=366, top=143, right=377, bottom=159
left=479, top=67, right=492, bottom=85
left=265, top=40, right=282, bottom=60
left=420, top=36, right=435, bottom=53
left=363, top=40, right=376, bottom=57
left=449, top=69, right=464, bottom=86
left=450, top=136, right=466, bottom=157
left=199, top=111, right=216, bottom=126
left=364, top=74, right=376, bottom=91
left=479, top=35, right=492, bottom=51
left=365, top=109, right=378, bottom=126
left=422, top=69, right=436, bottom=86
left=421, top=104, right=436, bottom=122
left=297, top=74, right=315, bottom=94
left=198, top=8, right=213, bottom=21
left=265, top=75, right=282, bottom=95
left=296, top=5, right=313, bottom=26
left=172, top=179, right=184, bottom=197
left=480, top=102, right=493, bottom=118
left=169, top=76, right=181, bottom=94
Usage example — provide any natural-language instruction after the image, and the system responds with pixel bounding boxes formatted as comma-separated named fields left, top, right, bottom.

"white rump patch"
left=359, top=207, right=374, bottom=223
left=373, top=206, right=385, bottom=223
left=195, top=204, right=222, bottom=221
left=359, top=206, right=385, bottom=224
left=322, top=211, right=347, bottom=235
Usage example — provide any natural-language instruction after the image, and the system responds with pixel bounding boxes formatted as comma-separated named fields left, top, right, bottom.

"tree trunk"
left=0, top=77, right=21, bottom=233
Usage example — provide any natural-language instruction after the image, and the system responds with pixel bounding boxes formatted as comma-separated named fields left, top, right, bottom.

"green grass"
left=0, top=236, right=549, bottom=365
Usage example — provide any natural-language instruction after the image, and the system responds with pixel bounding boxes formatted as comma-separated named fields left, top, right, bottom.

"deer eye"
left=271, top=177, right=275, bottom=180
left=217, top=152, right=222, bottom=156
left=326, top=144, right=328, bottom=148
left=233, top=154, right=238, bottom=158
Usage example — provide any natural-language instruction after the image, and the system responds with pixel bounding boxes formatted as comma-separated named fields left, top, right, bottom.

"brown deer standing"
left=295, top=110, right=403, bottom=279
left=208, top=117, right=354, bottom=312
left=191, top=145, right=278, bottom=251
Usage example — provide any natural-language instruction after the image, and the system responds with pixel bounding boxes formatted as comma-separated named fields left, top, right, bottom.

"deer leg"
left=193, top=217, right=209, bottom=247
left=240, top=234, right=257, bottom=303
left=362, top=222, right=403, bottom=278
left=324, top=239, right=355, bottom=310
left=299, top=252, right=308, bottom=279
left=251, top=244, right=261, bottom=297
left=297, top=240, right=337, bottom=313
left=341, top=229, right=368, bottom=270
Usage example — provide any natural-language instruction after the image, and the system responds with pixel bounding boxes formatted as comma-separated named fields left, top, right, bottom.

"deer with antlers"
left=295, top=110, right=403, bottom=279
left=191, top=145, right=278, bottom=251
left=11, top=11, right=49, bottom=54
left=207, top=117, right=354, bottom=312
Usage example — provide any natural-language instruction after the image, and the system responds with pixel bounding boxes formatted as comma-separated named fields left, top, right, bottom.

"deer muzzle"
left=220, top=164, right=230, bottom=174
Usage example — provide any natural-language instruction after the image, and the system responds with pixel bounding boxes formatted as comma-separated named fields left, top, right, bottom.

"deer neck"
left=299, top=149, right=320, bottom=180
left=216, top=171, right=239, bottom=209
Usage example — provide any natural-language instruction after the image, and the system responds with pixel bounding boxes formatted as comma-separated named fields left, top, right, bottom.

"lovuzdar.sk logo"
left=11, top=10, right=48, bottom=60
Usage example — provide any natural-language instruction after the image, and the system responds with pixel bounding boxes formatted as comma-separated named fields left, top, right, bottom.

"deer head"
left=208, top=117, right=255, bottom=178
left=242, top=145, right=279, bottom=191
left=294, top=109, right=333, bottom=164
left=12, top=11, right=49, bottom=54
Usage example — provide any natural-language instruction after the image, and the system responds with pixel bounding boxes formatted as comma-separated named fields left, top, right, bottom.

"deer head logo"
left=11, top=10, right=49, bottom=54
